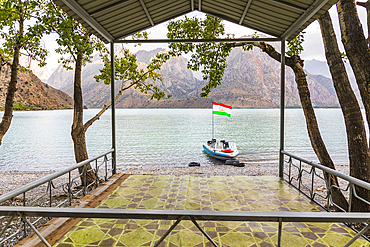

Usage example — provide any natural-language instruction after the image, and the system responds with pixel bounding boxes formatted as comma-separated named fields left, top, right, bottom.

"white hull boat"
left=203, top=139, right=239, bottom=160
left=203, top=102, right=239, bottom=161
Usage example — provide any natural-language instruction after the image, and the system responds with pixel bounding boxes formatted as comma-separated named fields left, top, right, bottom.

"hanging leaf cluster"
left=94, top=47, right=174, bottom=100
left=0, top=0, right=48, bottom=67
left=167, top=15, right=234, bottom=97
left=287, top=31, right=305, bottom=56
left=40, top=1, right=104, bottom=70
left=168, top=15, right=307, bottom=98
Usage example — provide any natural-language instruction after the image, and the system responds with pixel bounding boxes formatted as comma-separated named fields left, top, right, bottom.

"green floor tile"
left=54, top=175, right=369, bottom=247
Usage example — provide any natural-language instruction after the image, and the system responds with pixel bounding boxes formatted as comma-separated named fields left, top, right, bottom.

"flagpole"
left=212, top=109, right=214, bottom=140
left=212, top=102, right=232, bottom=141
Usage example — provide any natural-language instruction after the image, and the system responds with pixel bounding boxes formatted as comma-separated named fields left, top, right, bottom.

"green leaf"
left=0, top=0, right=49, bottom=67
left=167, top=15, right=232, bottom=97
left=287, top=31, right=305, bottom=56
left=95, top=46, right=172, bottom=101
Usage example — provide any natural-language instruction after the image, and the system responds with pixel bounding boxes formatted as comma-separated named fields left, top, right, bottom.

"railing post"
left=277, top=217, right=282, bottom=247
left=49, top=181, right=52, bottom=207
left=23, top=192, right=26, bottom=238
left=83, top=165, right=87, bottom=196
left=279, top=38, right=286, bottom=178
left=327, top=176, right=331, bottom=211
left=110, top=42, right=117, bottom=175
left=298, top=161, right=302, bottom=191
left=68, top=171, right=72, bottom=206
left=311, top=167, right=315, bottom=199
left=349, top=183, right=353, bottom=212
left=105, top=155, right=108, bottom=180
left=95, top=160, right=98, bottom=188
left=288, top=156, right=292, bottom=183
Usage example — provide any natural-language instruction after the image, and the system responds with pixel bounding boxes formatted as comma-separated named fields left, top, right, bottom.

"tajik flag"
left=213, top=102, right=232, bottom=118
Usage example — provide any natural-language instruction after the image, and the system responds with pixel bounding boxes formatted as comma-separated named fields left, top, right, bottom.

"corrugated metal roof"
left=54, top=0, right=337, bottom=43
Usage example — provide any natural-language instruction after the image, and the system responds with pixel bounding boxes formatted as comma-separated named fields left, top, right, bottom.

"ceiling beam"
left=114, top=37, right=281, bottom=43
left=239, top=0, right=253, bottom=25
left=61, top=0, right=114, bottom=42
left=268, top=0, right=306, bottom=12
left=139, top=0, right=154, bottom=26
left=281, top=0, right=329, bottom=39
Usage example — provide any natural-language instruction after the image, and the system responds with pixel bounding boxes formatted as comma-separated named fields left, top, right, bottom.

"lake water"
left=0, top=108, right=351, bottom=171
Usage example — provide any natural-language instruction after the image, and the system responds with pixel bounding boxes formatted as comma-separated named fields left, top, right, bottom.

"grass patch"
left=13, top=103, right=50, bottom=110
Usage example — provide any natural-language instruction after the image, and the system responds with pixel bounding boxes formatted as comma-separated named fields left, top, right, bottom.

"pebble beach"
left=0, top=162, right=351, bottom=196
left=0, top=164, right=274, bottom=195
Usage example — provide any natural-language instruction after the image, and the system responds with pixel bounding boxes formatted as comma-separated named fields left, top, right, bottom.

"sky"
left=40, top=5, right=368, bottom=71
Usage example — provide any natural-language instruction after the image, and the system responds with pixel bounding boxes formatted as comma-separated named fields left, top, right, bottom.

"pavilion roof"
left=54, top=0, right=337, bottom=43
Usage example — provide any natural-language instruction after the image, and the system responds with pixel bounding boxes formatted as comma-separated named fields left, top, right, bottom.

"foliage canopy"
left=167, top=15, right=305, bottom=97
left=0, top=0, right=48, bottom=67
left=167, top=15, right=234, bottom=97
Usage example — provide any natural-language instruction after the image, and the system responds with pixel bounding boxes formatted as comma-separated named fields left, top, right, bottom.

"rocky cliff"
left=19, top=57, right=54, bottom=83
left=304, top=58, right=362, bottom=107
left=46, top=48, right=340, bottom=108
left=205, top=48, right=339, bottom=108
left=0, top=64, right=74, bottom=110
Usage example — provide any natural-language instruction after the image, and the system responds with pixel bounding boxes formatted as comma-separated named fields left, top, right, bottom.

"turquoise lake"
left=0, top=108, right=352, bottom=171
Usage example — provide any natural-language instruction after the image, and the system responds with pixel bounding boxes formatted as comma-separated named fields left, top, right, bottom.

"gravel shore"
left=0, top=163, right=279, bottom=195
left=0, top=162, right=351, bottom=196
left=0, top=171, right=56, bottom=195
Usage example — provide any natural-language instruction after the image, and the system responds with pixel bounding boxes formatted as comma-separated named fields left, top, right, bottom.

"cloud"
left=42, top=33, right=60, bottom=70
left=300, top=20, right=326, bottom=61
left=224, top=20, right=256, bottom=37
left=301, top=5, right=367, bottom=62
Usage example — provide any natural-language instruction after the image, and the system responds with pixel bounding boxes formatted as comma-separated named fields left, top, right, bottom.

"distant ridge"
left=304, top=58, right=362, bottom=107
left=304, top=59, right=332, bottom=78
left=0, top=64, right=74, bottom=110
left=45, top=48, right=340, bottom=108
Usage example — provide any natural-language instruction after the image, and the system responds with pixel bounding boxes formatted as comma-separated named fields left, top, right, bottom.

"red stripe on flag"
left=213, top=101, right=232, bottom=109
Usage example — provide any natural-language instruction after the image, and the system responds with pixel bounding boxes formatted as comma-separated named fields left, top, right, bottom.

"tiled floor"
left=55, top=175, right=368, bottom=246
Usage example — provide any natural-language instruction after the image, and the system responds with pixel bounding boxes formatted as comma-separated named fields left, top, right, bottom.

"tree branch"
left=229, top=41, right=294, bottom=66
left=83, top=66, right=159, bottom=131
left=356, top=1, right=368, bottom=8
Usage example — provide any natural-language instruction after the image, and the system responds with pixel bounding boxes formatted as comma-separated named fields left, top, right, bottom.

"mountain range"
left=44, top=47, right=340, bottom=109
left=0, top=64, right=74, bottom=110
left=0, top=47, right=346, bottom=110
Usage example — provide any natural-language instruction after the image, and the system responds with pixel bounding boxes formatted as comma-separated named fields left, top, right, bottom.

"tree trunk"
left=253, top=42, right=348, bottom=211
left=288, top=55, right=349, bottom=211
left=319, top=11, right=370, bottom=212
left=71, top=52, right=96, bottom=186
left=0, top=44, right=20, bottom=145
left=356, top=1, right=370, bottom=45
left=0, top=18, right=24, bottom=146
left=337, top=0, right=370, bottom=140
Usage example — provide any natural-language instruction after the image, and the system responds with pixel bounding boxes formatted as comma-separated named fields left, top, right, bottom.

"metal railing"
left=0, top=207, right=369, bottom=247
left=0, top=149, right=114, bottom=246
left=281, top=150, right=370, bottom=212
left=281, top=150, right=370, bottom=244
